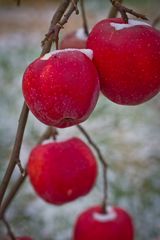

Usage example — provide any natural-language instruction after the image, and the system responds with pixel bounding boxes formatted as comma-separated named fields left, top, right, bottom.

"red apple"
left=60, top=28, right=87, bottom=49
left=87, top=18, right=160, bottom=105
left=27, top=137, right=97, bottom=205
left=73, top=205, right=134, bottom=240
left=22, top=49, right=99, bottom=128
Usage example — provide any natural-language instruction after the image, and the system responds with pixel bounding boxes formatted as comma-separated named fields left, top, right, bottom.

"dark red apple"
left=27, top=137, right=97, bottom=205
left=87, top=18, right=160, bottom=105
left=60, top=28, right=87, bottom=49
left=73, top=205, right=134, bottom=240
left=22, top=49, right=99, bottom=128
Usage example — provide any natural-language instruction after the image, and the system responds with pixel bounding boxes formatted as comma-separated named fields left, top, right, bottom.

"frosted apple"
left=27, top=137, right=97, bottom=205
left=87, top=18, right=160, bottom=105
left=60, top=28, right=87, bottom=49
left=73, top=205, right=134, bottom=240
left=22, top=49, right=99, bottom=128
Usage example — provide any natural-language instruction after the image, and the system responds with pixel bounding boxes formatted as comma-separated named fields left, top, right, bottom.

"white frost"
left=75, top=28, right=88, bottom=40
left=41, top=48, right=93, bottom=60
left=110, top=19, right=151, bottom=31
left=93, top=206, right=117, bottom=222
left=41, top=52, right=54, bottom=60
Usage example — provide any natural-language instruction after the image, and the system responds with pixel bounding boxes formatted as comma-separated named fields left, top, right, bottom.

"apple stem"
left=77, top=125, right=108, bottom=214
left=110, top=0, right=148, bottom=23
left=80, top=0, right=89, bottom=36
left=2, top=216, right=16, bottom=240
left=108, top=0, right=123, bottom=18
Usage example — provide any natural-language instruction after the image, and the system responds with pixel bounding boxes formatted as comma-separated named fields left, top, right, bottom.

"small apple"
left=60, top=28, right=87, bottom=49
left=27, top=137, right=97, bottom=205
left=87, top=18, right=160, bottom=105
left=73, top=205, right=134, bottom=240
left=22, top=49, right=99, bottom=128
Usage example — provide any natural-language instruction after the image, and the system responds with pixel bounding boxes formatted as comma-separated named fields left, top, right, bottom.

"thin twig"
left=0, top=0, right=72, bottom=209
left=72, top=0, right=79, bottom=14
left=152, top=15, right=160, bottom=27
left=0, top=174, right=27, bottom=218
left=110, top=0, right=148, bottom=23
left=2, top=217, right=16, bottom=240
left=42, top=0, right=79, bottom=49
left=41, top=0, right=71, bottom=55
left=37, top=127, right=58, bottom=145
left=0, top=127, right=57, bottom=218
left=16, top=0, right=21, bottom=6
left=108, top=0, right=123, bottom=18
left=0, top=103, right=29, bottom=207
left=80, top=0, right=89, bottom=35
left=16, top=158, right=25, bottom=176
left=77, top=125, right=108, bottom=213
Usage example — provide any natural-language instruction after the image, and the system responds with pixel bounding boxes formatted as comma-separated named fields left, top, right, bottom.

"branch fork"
left=110, top=0, right=148, bottom=23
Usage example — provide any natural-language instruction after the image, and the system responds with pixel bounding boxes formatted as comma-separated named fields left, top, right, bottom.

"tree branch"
left=42, top=0, right=79, bottom=50
left=108, top=0, right=123, bottom=18
left=0, top=0, right=73, bottom=209
left=0, top=127, right=57, bottom=218
left=77, top=125, right=108, bottom=213
left=16, top=0, right=21, bottom=6
left=110, top=0, right=148, bottom=23
left=2, top=217, right=16, bottom=240
left=80, top=0, right=89, bottom=36
left=152, top=15, right=160, bottom=27
left=0, top=103, right=29, bottom=207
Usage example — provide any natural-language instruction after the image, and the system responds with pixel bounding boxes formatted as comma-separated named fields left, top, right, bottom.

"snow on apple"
left=73, top=205, right=134, bottom=240
left=22, top=49, right=100, bottom=128
left=87, top=18, right=160, bottom=105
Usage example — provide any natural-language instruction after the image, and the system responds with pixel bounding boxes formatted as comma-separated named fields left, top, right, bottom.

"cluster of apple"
left=23, top=18, right=160, bottom=129
left=21, top=17, right=160, bottom=240
left=25, top=137, right=134, bottom=240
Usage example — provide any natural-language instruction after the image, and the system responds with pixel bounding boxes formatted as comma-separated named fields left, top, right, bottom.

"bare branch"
left=110, top=0, right=148, bottom=23
left=0, top=127, right=57, bottom=218
left=77, top=125, right=108, bottom=213
left=42, top=0, right=79, bottom=49
left=0, top=0, right=73, bottom=209
left=0, top=103, right=29, bottom=207
left=108, top=0, right=123, bottom=18
left=37, top=127, right=58, bottom=145
left=16, top=159, right=25, bottom=176
left=2, top=217, right=16, bottom=240
left=0, top=174, right=27, bottom=218
left=80, top=0, right=89, bottom=36
left=152, top=15, right=160, bottom=27
left=16, top=0, right=21, bottom=6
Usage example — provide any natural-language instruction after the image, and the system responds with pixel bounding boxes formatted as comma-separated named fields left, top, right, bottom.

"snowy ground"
left=0, top=2, right=160, bottom=240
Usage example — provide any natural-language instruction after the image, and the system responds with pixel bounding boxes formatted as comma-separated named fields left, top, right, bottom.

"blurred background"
left=0, top=0, right=160, bottom=239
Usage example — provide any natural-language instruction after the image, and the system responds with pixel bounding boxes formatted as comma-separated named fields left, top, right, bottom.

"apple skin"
left=60, top=28, right=87, bottom=49
left=73, top=205, right=134, bottom=240
left=22, top=49, right=99, bottom=128
left=87, top=18, right=160, bottom=105
left=27, top=137, right=97, bottom=205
